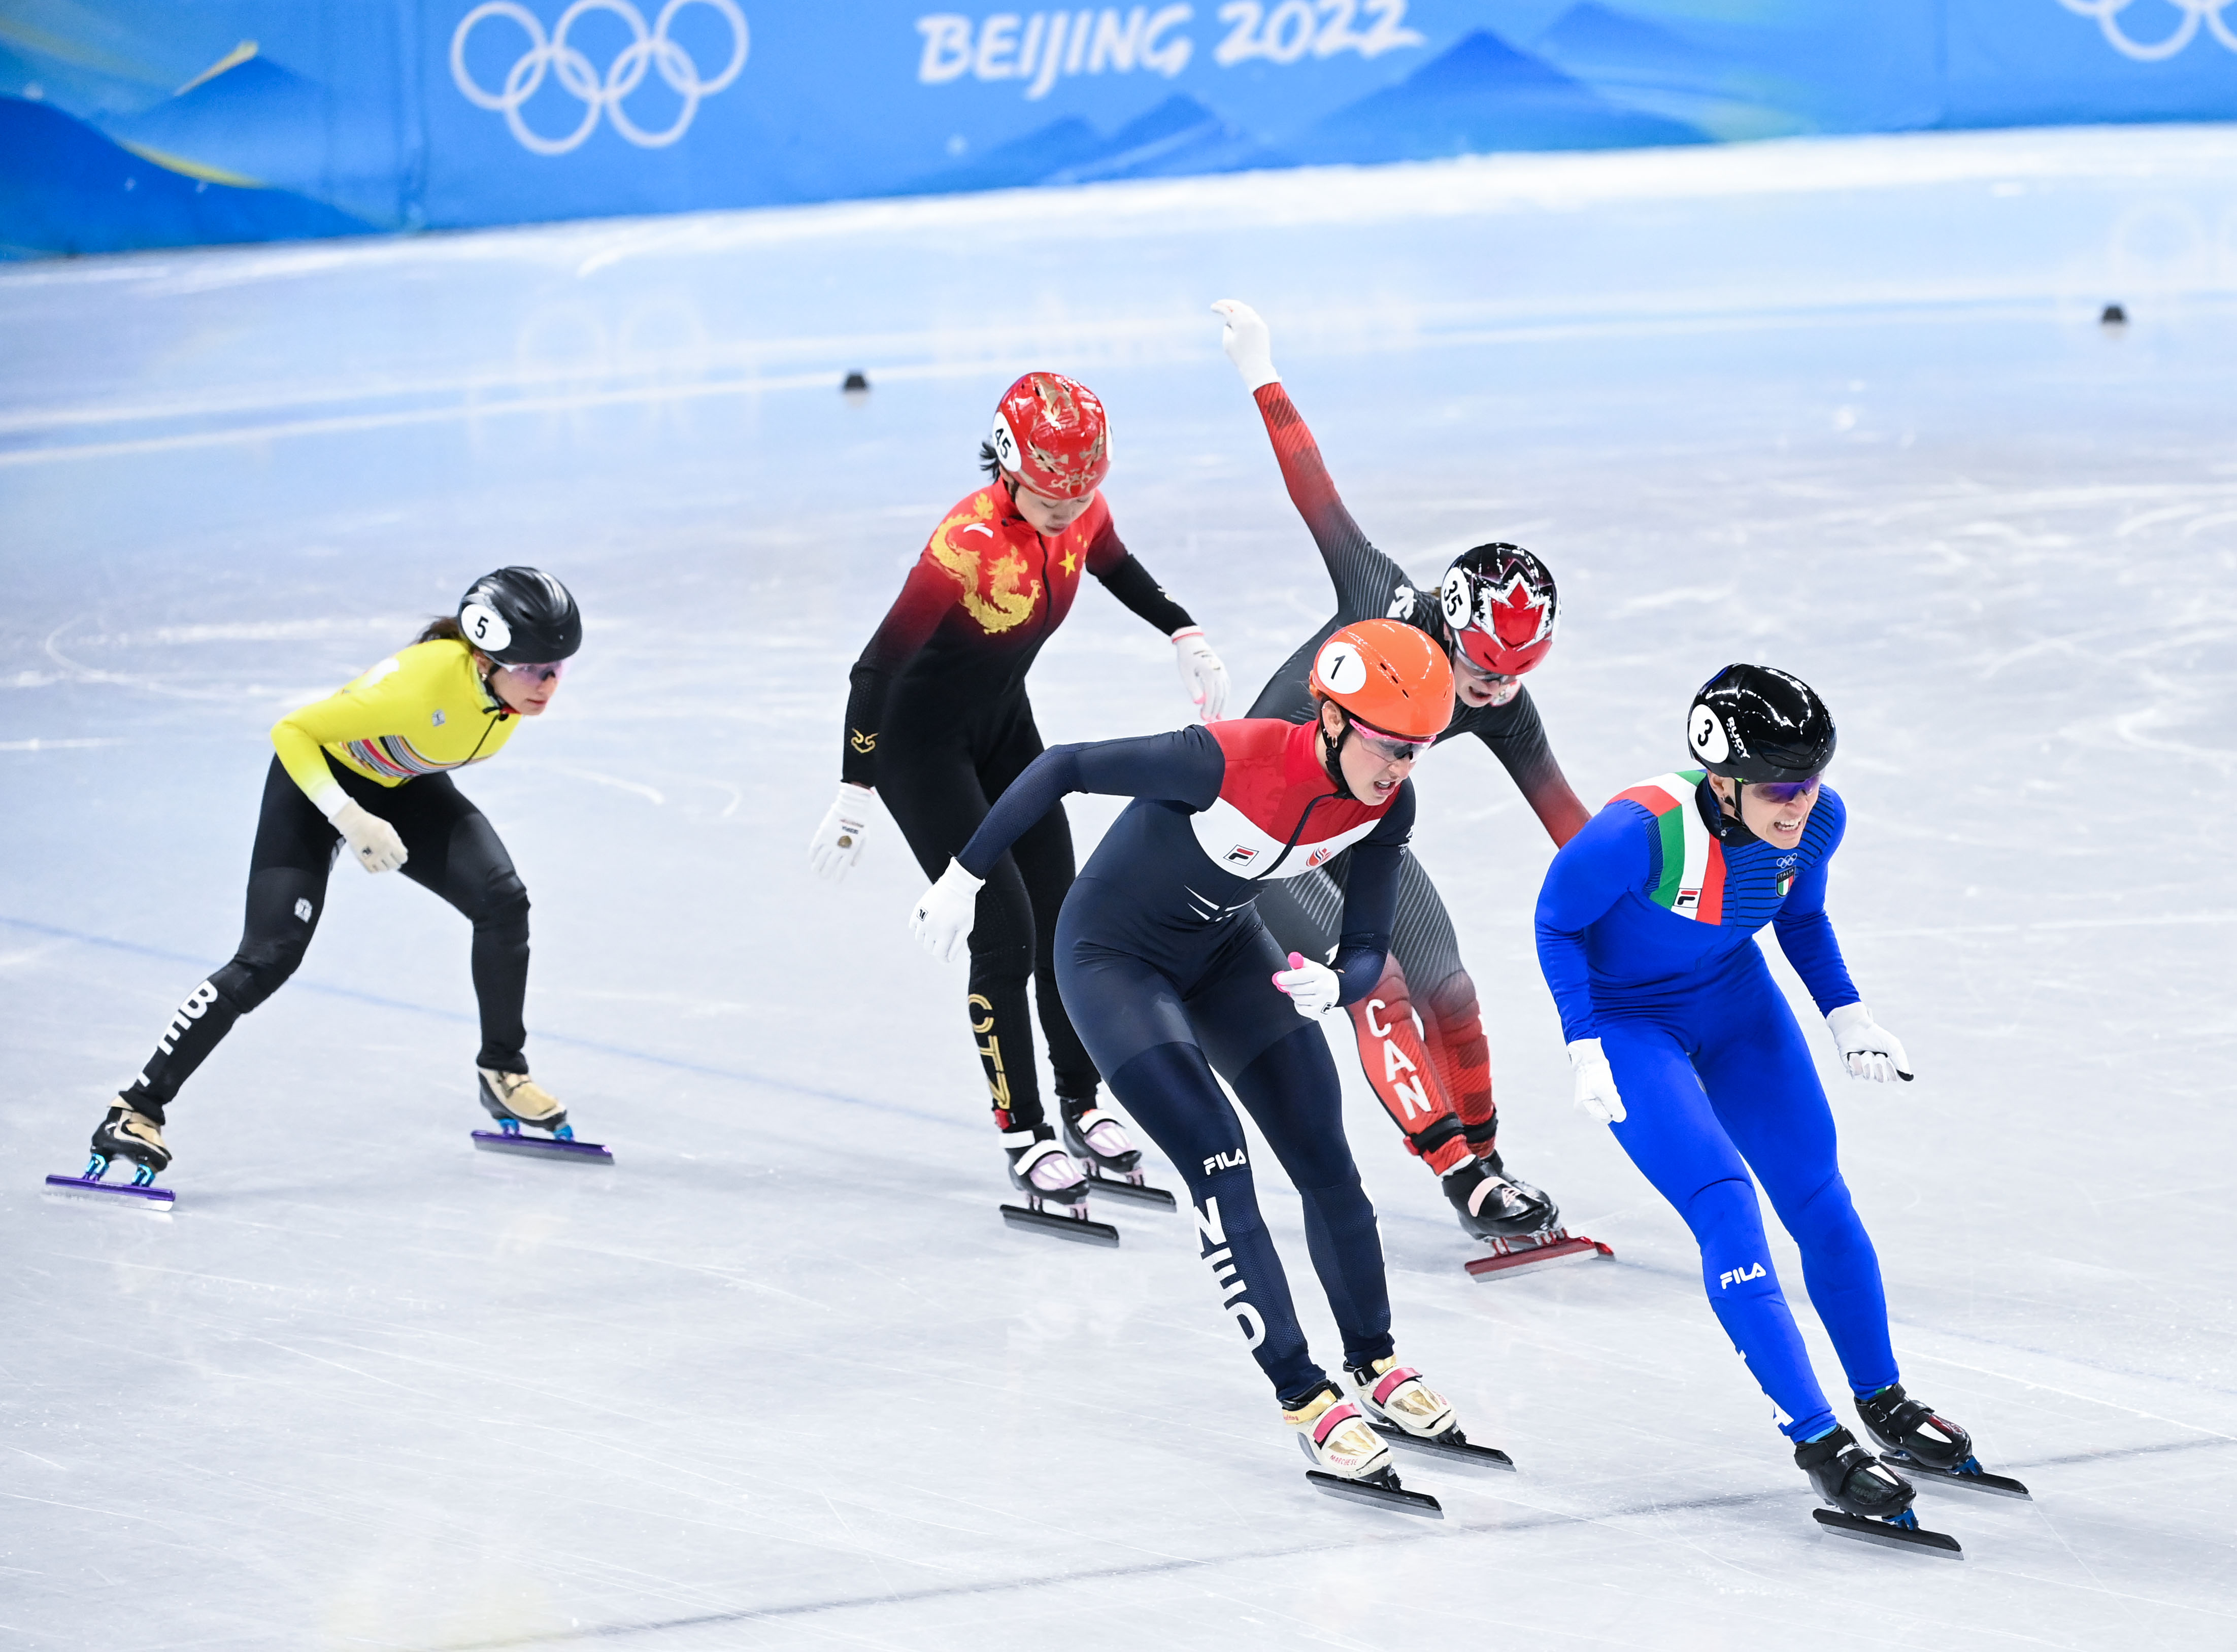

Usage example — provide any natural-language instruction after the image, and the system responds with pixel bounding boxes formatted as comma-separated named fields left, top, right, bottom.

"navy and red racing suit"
left=843, top=478, right=1197, bottom=1141
left=958, top=716, right=1411, bottom=1402
left=1240, top=383, right=1590, bottom=1176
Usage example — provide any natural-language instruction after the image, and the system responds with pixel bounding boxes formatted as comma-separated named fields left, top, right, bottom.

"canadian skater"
left=908, top=618, right=1505, bottom=1511
left=69, top=568, right=586, bottom=1195
left=1533, top=664, right=2023, bottom=1554
left=1210, top=299, right=1591, bottom=1253
left=812, top=372, right=1231, bottom=1221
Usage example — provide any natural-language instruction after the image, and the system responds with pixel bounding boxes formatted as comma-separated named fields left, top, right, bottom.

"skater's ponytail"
left=415, top=615, right=467, bottom=647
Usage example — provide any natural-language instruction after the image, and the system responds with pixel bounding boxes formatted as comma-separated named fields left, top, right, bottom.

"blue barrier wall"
left=3, top=1, right=2233, bottom=256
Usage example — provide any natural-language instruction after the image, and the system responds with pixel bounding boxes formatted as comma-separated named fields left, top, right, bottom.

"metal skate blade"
left=1464, top=1232, right=1613, bottom=1280
left=999, top=1203, right=1120, bottom=1247
left=1811, top=1507, right=1962, bottom=1556
left=471, top=1130, right=613, bottom=1164
left=43, top=1173, right=174, bottom=1216
left=1306, top=1469, right=1443, bottom=1518
left=1083, top=1173, right=1176, bottom=1209
left=1879, top=1456, right=2031, bottom=1500
left=1368, top=1422, right=1516, bottom=1473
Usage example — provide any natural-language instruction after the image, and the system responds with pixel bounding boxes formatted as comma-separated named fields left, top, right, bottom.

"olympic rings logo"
left=2058, top=0, right=2237, bottom=61
left=450, top=0, right=748, bottom=156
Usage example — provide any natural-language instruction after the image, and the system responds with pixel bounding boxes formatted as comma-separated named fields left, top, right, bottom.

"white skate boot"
left=1344, top=1356, right=1514, bottom=1474
left=1283, top=1382, right=1440, bottom=1515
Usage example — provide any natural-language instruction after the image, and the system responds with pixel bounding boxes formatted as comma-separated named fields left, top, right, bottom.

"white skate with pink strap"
left=1345, top=1356, right=1516, bottom=1474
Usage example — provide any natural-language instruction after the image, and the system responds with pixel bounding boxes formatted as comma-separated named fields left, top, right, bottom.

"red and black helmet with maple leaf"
left=988, top=372, right=1112, bottom=500
left=1438, top=543, right=1559, bottom=677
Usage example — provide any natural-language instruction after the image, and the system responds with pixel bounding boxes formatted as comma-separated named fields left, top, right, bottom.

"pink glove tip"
left=1287, top=953, right=1305, bottom=968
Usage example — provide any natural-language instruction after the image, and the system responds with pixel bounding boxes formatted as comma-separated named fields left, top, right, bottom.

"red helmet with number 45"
left=1310, top=619, right=1455, bottom=743
left=1440, top=543, right=1559, bottom=677
left=989, top=372, right=1111, bottom=500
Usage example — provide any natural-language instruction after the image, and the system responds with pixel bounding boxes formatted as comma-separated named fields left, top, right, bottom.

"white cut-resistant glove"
left=809, top=782, right=876, bottom=881
left=1827, top=1002, right=1914, bottom=1084
left=1171, top=626, right=1231, bottom=722
left=331, top=799, right=407, bottom=874
left=909, top=859, right=985, bottom=965
left=1272, top=951, right=1341, bottom=1019
left=1568, top=1037, right=1626, bottom=1125
left=1211, top=298, right=1279, bottom=391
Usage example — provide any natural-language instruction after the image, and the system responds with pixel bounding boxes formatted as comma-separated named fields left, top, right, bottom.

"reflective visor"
left=496, top=658, right=569, bottom=685
left=1749, top=777, right=1820, bottom=804
left=1345, top=713, right=1433, bottom=764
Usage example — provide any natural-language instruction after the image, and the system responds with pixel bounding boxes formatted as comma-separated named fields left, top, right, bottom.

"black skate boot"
left=1858, top=1384, right=2030, bottom=1500
left=999, top=1128, right=1117, bottom=1246
left=90, top=1099, right=170, bottom=1183
left=1442, top=1151, right=1558, bottom=1241
left=1795, top=1425, right=1958, bottom=1555
left=1059, top=1094, right=1175, bottom=1209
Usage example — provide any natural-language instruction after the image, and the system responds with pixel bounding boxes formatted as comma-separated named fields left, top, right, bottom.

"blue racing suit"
left=961, top=716, right=1411, bottom=1403
left=1534, top=770, right=1897, bottom=1442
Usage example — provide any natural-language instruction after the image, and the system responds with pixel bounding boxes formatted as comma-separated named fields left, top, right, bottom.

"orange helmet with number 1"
left=1309, top=619, right=1455, bottom=744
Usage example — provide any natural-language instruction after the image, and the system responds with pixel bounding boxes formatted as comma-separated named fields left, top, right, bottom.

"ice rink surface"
left=4, top=123, right=2236, bottom=1649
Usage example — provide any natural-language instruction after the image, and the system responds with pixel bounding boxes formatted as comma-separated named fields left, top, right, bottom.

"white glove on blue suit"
left=1827, top=1002, right=1913, bottom=1083
left=1567, top=1038, right=1625, bottom=1126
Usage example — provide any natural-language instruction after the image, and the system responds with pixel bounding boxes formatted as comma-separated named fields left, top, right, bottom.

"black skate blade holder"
left=1000, top=1196, right=1120, bottom=1247
left=1081, top=1168, right=1176, bottom=1209
left=1811, top=1507, right=1963, bottom=1556
left=1464, top=1226, right=1613, bottom=1280
left=1368, top=1422, right=1515, bottom=1474
left=1881, top=1456, right=2031, bottom=1500
left=1305, top=1468, right=1443, bottom=1518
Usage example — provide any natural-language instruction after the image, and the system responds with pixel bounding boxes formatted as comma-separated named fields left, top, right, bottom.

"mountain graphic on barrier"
left=100, top=46, right=327, bottom=195
left=0, top=95, right=369, bottom=258
left=1291, top=25, right=1708, bottom=161
left=903, top=94, right=1277, bottom=195
left=1533, top=3, right=1808, bottom=141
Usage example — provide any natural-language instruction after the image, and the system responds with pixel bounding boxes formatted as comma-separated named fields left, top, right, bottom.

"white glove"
left=1211, top=299, right=1279, bottom=391
left=909, top=859, right=985, bottom=965
left=1171, top=627, right=1230, bottom=722
left=809, top=783, right=876, bottom=881
left=1272, top=951, right=1341, bottom=1019
left=1567, top=1037, right=1626, bottom=1125
left=1827, top=1002, right=1913, bottom=1084
left=332, top=800, right=407, bottom=874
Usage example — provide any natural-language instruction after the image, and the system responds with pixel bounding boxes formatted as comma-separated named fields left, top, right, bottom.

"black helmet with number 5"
left=457, top=567, right=581, bottom=665
left=1686, top=664, right=1835, bottom=784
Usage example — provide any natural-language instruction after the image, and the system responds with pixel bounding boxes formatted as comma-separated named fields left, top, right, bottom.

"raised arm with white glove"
left=1272, top=951, right=1341, bottom=1019
left=909, top=859, right=985, bottom=965
left=1567, top=1037, right=1626, bottom=1125
left=330, top=798, right=408, bottom=874
left=809, top=782, right=876, bottom=881
left=1171, top=626, right=1230, bottom=722
left=1211, top=298, right=1279, bottom=391
left=1826, top=1002, right=1913, bottom=1083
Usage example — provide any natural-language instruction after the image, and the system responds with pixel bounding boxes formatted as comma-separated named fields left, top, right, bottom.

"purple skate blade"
left=44, top=1173, right=175, bottom=1210
left=471, top=1130, right=613, bottom=1164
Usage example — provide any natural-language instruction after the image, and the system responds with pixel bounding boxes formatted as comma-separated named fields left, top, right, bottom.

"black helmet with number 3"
left=457, top=567, right=581, bottom=665
left=1686, top=663, right=1835, bottom=784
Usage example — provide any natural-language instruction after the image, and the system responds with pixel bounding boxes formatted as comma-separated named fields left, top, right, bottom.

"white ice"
left=3, top=123, right=2235, bottom=1649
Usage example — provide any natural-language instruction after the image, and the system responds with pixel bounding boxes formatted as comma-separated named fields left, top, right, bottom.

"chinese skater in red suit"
left=909, top=619, right=1514, bottom=1513
left=811, top=372, right=1232, bottom=1216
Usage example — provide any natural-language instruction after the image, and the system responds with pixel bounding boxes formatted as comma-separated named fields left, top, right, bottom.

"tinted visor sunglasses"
left=1746, top=776, right=1820, bottom=804
left=1344, top=713, right=1434, bottom=764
